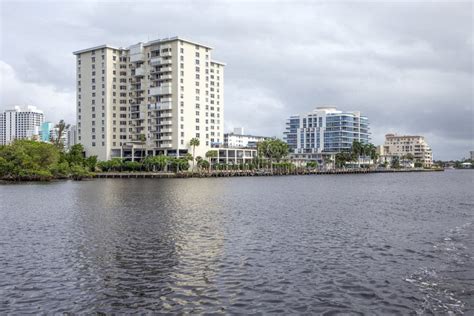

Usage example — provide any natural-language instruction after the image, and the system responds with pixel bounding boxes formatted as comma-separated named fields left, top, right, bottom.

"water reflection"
left=67, top=179, right=226, bottom=312
left=1, top=171, right=473, bottom=313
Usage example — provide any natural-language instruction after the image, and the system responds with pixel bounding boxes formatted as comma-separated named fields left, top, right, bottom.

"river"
left=1, top=170, right=473, bottom=314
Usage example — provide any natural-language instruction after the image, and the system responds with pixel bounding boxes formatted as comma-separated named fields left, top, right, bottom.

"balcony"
left=134, top=67, right=145, bottom=77
left=161, top=50, right=172, bottom=57
left=159, top=120, right=172, bottom=126
left=161, top=97, right=172, bottom=103
left=160, top=143, right=173, bottom=148
left=149, top=85, right=172, bottom=96
left=161, top=58, right=172, bottom=65
left=161, top=112, right=173, bottom=118
left=159, top=74, right=172, bottom=80
left=130, top=53, right=145, bottom=63
left=159, top=66, right=172, bottom=73
left=158, top=102, right=172, bottom=110
left=161, top=135, right=172, bottom=141
left=161, top=128, right=172, bottom=133
left=150, top=57, right=162, bottom=65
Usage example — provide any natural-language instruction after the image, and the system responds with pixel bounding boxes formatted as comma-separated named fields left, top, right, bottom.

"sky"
left=0, top=0, right=472, bottom=160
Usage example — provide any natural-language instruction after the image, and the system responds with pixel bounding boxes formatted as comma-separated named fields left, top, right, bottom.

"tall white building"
left=381, top=133, right=433, bottom=167
left=73, top=36, right=225, bottom=161
left=0, top=106, right=44, bottom=145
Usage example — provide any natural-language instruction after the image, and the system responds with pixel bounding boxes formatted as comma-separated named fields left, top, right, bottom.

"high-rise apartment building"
left=284, top=107, right=370, bottom=160
left=73, top=36, right=225, bottom=161
left=382, top=133, right=433, bottom=166
left=0, top=106, right=44, bottom=145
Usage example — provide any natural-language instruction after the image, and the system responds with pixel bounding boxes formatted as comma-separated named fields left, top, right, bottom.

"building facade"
left=67, top=125, right=77, bottom=150
left=73, top=36, right=225, bottom=161
left=284, top=107, right=370, bottom=161
left=381, top=133, right=433, bottom=166
left=223, top=127, right=270, bottom=148
left=40, top=122, right=55, bottom=142
left=0, top=106, right=44, bottom=145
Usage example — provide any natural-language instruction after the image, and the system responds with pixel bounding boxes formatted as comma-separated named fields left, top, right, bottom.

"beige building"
left=380, top=133, right=433, bottom=166
left=73, top=36, right=224, bottom=161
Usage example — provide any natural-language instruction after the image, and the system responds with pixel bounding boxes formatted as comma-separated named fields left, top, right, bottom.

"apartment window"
left=196, top=126, right=200, bottom=130
left=195, top=66, right=200, bottom=72
left=92, top=142, right=96, bottom=147
left=196, top=133, right=200, bottom=138
left=195, top=59, right=200, bottom=65
left=180, top=48, right=184, bottom=53
left=196, top=118, right=200, bottom=123
left=180, top=63, right=184, bottom=69
left=92, top=57, right=95, bottom=62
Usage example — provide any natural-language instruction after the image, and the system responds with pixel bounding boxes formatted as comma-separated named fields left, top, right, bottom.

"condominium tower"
left=73, top=36, right=224, bottom=161
left=284, top=106, right=370, bottom=160
left=382, top=133, right=433, bottom=166
left=0, top=106, right=44, bottom=145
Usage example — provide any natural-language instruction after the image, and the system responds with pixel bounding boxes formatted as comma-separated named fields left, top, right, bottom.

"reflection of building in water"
left=69, top=179, right=226, bottom=310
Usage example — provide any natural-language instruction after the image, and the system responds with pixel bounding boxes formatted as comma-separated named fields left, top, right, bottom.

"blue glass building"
left=284, top=107, right=370, bottom=155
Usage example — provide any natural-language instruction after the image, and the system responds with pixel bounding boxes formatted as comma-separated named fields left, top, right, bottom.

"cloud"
left=0, top=60, right=75, bottom=124
left=0, top=0, right=472, bottom=160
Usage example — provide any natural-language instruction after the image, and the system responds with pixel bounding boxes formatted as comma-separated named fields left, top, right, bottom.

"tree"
left=258, top=139, right=289, bottom=171
left=205, top=150, right=218, bottom=171
left=189, top=138, right=200, bottom=170
left=391, top=156, right=400, bottom=169
left=54, top=120, right=70, bottom=149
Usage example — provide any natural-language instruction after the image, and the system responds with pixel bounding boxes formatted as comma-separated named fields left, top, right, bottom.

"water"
left=1, top=170, right=473, bottom=314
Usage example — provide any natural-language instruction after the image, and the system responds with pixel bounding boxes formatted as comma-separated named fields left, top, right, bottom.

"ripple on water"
left=0, top=173, right=473, bottom=313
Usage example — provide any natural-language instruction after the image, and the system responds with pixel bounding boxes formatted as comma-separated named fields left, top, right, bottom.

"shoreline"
left=93, top=168, right=444, bottom=179
left=0, top=168, right=448, bottom=183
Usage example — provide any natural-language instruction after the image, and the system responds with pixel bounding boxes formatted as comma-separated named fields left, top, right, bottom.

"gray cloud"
left=0, top=0, right=472, bottom=160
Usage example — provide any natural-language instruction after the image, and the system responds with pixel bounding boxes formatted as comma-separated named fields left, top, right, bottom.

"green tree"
left=54, top=120, right=70, bottom=149
left=258, top=139, right=289, bottom=171
left=205, top=150, right=218, bottom=171
left=189, top=138, right=200, bottom=170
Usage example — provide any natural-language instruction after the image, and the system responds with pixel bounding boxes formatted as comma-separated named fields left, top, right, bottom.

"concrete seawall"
left=93, top=168, right=443, bottom=179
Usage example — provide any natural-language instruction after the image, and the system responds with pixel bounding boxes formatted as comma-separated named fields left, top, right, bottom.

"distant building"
left=67, top=125, right=77, bottom=150
left=470, top=151, right=474, bottom=160
left=0, top=105, right=44, bottom=145
left=381, top=133, right=433, bottom=167
left=284, top=106, right=370, bottom=162
left=223, top=128, right=270, bottom=148
left=40, top=122, right=55, bottom=142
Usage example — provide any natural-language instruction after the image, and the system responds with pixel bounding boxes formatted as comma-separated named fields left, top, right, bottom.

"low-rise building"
left=223, top=128, right=270, bottom=148
left=0, top=105, right=44, bottom=145
left=381, top=133, right=433, bottom=167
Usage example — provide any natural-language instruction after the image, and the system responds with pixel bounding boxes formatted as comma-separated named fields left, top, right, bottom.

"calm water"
left=1, top=171, right=473, bottom=314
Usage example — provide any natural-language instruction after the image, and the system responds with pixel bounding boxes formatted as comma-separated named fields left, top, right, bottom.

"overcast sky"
left=0, top=0, right=472, bottom=160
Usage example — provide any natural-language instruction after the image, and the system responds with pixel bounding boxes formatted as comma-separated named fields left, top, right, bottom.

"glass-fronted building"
left=284, top=107, right=370, bottom=157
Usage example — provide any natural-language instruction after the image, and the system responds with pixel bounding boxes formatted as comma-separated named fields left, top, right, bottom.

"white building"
left=223, top=128, right=270, bottom=148
left=284, top=106, right=370, bottom=163
left=67, top=125, right=77, bottom=150
left=73, top=36, right=225, bottom=161
left=0, top=106, right=44, bottom=145
left=381, top=133, right=433, bottom=167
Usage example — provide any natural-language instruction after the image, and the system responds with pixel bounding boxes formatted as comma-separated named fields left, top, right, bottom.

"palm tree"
left=54, top=120, right=70, bottom=149
left=189, top=138, right=200, bottom=170
left=205, top=150, right=218, bottom=172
